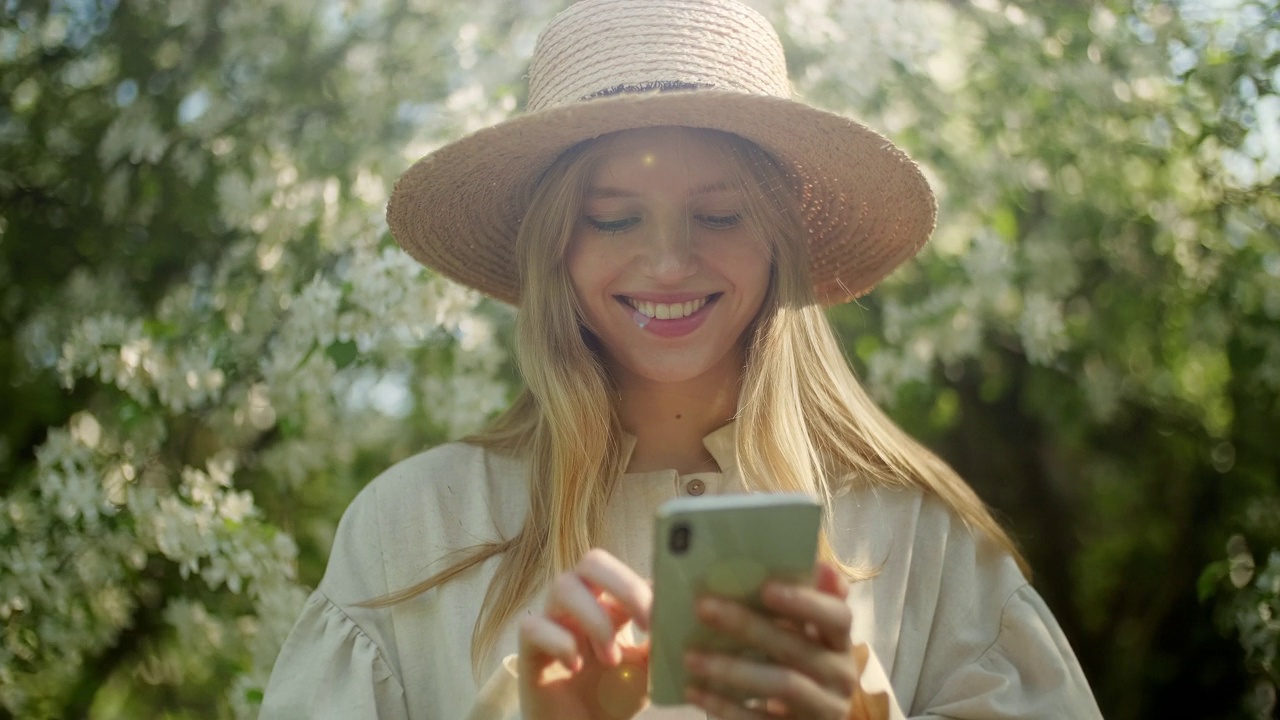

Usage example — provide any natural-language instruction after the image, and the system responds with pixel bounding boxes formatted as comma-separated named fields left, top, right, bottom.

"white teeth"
left=627, top=297, right=707, bottom=320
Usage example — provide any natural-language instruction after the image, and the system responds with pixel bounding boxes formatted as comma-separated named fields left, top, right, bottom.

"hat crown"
left=389, top=0, right=935, bottom=307
left=528, top=0, right=791, bottom=112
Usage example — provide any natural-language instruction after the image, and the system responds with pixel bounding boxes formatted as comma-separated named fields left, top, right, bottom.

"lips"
left=613, top=293, right=720, bottom=338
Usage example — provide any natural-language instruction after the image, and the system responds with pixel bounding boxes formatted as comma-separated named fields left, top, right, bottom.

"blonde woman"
left=263, top=1, right=1103, bottom=718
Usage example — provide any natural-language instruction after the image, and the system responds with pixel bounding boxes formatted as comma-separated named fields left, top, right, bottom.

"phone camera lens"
left=669, top=523, right=692, bottom=554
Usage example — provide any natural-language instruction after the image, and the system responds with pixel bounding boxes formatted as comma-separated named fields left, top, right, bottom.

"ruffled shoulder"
left=260, top=591, right=409, bottom=720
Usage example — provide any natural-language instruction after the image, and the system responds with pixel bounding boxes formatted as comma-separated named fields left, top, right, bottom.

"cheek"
left=565, top=244, right=619, bottom=320
left=564, top=240, right=595, bottom=294
left=728, top=244, right=773, bottom=292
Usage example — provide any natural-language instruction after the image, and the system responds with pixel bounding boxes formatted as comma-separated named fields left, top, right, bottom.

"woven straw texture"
left=387, top=0, right=936, bottom=306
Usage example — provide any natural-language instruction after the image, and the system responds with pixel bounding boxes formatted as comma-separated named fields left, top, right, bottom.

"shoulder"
left=348, top=441, right=528, bottom=535
left=319, top=441, right=529, bottom=602
left=832, top=482, right=1027, bottom=647
left=832, top=483, right=1019, bottom=582
left=361, top=440, right=518, bottom=496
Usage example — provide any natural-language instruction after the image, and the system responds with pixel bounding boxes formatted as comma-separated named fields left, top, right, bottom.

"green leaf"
left=326, top=340, right=359, bottom=369
left=142, top=319, right=179, bottom=339
left=991, top=205, right=1019, bottom=241
left=1199, top=560, right=1229, bottom=603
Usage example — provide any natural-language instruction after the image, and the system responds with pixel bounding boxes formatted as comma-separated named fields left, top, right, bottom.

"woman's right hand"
left=517, top=549, right=654, bottom=720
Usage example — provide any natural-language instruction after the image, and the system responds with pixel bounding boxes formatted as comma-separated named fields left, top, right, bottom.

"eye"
left=585, top=216, right=639, bottom=234
left=697, top=213, right=742, bottom=230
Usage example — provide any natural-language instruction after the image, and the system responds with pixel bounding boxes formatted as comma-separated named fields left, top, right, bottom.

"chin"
left=619, top=355, right=734, bottom=387
left=634, top=368, right=709, bottom=385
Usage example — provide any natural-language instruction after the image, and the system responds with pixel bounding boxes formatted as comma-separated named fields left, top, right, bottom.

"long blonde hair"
left=371, top=128, right=1026, bottom=678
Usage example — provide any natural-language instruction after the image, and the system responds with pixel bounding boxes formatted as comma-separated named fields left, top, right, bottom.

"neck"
left=614, top=357, right=741, bottom=475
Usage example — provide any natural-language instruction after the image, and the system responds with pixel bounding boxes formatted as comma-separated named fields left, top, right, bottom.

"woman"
left=263, top=1, right=1103, bottom=718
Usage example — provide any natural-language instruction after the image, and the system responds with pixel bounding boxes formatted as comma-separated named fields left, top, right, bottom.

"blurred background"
left=1, top=0, right=1277, bottom=717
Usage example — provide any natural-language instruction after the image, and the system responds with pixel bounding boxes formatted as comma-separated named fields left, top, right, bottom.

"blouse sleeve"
left=839, top=488, right=1103, bottom=719
left=259, top=590, right=410, bottom=720
left=463, top=654, right=521, bottom=720
left=912, top=584, right=1102, bottom=719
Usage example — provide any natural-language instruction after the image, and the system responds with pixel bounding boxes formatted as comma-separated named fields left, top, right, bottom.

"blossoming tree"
left=0, top=0, right=1276, bottom=717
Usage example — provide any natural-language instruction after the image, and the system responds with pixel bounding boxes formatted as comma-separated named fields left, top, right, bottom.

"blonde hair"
left=370, top=128, right=1026, bottom=678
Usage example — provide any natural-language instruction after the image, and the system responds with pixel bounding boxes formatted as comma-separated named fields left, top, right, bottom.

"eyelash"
left=586, top=217, right=639, bottom=234
left=584, top=214, right=743, bottom=234
left=700, top=213, right=742, bottom=229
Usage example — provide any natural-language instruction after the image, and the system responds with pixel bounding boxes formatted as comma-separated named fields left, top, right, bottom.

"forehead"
left=586, top=127, right=740, bottom=191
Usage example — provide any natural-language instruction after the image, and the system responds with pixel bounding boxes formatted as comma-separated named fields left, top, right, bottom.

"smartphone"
left=648, top=493, right=821, bottom=705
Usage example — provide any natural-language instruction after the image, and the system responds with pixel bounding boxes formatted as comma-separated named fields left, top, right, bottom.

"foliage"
left=785, top=1, right=1280, bottom=717
left=1202, top=535, right=1280, bottom=718
left=0, top=0, right=538, bottom=715
left=0, top=0, right=1276, bottom=718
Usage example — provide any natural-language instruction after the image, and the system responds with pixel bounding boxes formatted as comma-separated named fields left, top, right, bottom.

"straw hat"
left=387, top=0, right=935, bottom=306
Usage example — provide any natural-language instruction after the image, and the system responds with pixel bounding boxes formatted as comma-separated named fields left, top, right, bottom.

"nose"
left=639, top=216, right=697, bottom=283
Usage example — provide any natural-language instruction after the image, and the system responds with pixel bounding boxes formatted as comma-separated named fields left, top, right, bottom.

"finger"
left=575, top=548, right=654, bottom=631
left=517, top=615, right=582, bottom=677
left=685, top=685, right=781, bottom=720
left=698, top=595, right=822, bottom=667
left=685, top=650, right=847, bottom=718
left=814, top=561, right=850, bottom=600
left=698, top=596, right=854, bottom=691
left=761, top=580, right=852, bottom=651
left=597, top=591, right=650, bottom=658
left=598, top=591, right=639, bottom=631
left=546, top=571, right=622, bottom=665
left=544, top=553, right=652, bottom=666
left=552, top=579, right=642, bottom=637
left=618, top=638, right=651, bottom=666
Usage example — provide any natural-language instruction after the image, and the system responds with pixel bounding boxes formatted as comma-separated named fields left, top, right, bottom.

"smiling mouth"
left=617, top=294, right=720, bottom=320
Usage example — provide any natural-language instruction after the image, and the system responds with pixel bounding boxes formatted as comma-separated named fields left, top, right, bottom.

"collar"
left=619, top=419, right=739, bottom=476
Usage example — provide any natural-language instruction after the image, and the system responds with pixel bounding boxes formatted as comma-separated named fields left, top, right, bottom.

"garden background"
left=1, top=0, right=1277, bottom=717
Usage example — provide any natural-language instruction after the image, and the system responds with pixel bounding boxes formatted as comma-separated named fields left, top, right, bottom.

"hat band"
left=584, top=80, right=712, bottom=101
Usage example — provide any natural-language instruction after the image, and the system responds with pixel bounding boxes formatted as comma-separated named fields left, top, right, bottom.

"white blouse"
left=262, top=423, right=1102, bottom=719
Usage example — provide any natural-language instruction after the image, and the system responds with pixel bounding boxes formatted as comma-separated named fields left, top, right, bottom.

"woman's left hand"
left=682, top=561, right=887, bottom=719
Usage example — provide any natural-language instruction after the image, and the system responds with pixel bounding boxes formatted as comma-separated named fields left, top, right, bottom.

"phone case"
left=648, top=493, right=821, bottom=705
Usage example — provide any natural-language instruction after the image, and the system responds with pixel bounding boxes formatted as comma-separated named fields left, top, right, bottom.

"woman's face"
left=566, top=127, right=772, bottom=387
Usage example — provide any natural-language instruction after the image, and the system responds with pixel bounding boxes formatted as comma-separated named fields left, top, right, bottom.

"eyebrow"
left=585, top=181, right=737, bottom=199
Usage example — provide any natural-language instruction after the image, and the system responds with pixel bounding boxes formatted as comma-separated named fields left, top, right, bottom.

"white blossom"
left=97, top=100, right=169, bottom=168
left=421, top=370, right=509, bottom=437
left=217, top=170, right=256, bottom=230
left=1018, top=292, right=1069, bottom=365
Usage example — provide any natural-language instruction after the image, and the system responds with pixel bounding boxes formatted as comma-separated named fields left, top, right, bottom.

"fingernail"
left=684, top=650, right=705, bottom=673
left=763, top=582, right=789, bottom=604
left=596, top=642, right=616, bottom=666
left=697, top=597, right=723, bottom=619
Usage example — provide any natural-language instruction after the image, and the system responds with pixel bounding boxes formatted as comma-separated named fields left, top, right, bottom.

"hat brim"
left=387, top=89, right=935, bottom=306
